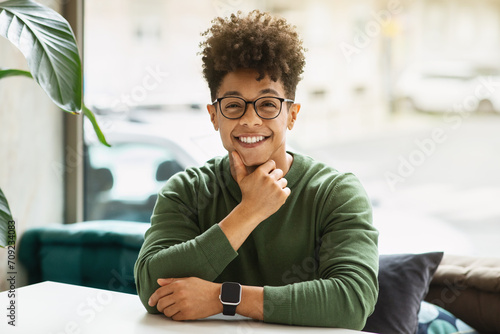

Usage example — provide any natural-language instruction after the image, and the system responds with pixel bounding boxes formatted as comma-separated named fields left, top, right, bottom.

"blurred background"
left=83, top=0, right=500, bottom=257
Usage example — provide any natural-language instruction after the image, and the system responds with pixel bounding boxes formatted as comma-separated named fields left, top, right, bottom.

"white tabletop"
left=0, top=281, right=372, bottom=333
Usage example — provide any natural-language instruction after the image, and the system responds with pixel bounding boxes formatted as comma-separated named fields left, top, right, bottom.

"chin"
left=243, top=160, right=266, bottom=168
left=240, top=154, right=269, bottom=167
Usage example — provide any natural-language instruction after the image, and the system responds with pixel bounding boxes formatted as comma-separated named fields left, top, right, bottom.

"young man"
left=134, top=10, right=378, bottom=329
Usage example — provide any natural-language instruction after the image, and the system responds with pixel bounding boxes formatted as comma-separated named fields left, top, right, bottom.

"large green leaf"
left=0, top=0, right=82, bottom=112
left=0, top=67, right=32, bottom=79
left=0, top=188, right=16, bottom=248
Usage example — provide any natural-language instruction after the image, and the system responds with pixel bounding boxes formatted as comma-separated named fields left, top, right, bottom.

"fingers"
left=269, top=168, right=284, bottom=180
left=268, top=168, right=289, bottom=196
left=259, top=159, right=277, bottom=174
left=149, top=281, right=179, bottom=316
left=158, top=297, right=180, bottom=318
left=276, top=176, right=288, bottom=189
left=158, top=278, right=174, bottom=286
left=231, top=154, right=290, bottom=205
left=241, top=158, right=289, bottom=192
left=149, top=279, right=175, bottom=307
left=149, top=277, right=220, bottom=321
left=157, top=294, right=176, bottom=314
left=232, top=152, right=281, bottom=180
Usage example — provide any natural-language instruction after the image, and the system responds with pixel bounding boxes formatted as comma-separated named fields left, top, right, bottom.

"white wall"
left=0, top=10, right=65, bottom=290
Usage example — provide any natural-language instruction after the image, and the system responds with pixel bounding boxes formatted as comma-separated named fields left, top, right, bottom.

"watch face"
left=222, top=282, right=241, bottom=303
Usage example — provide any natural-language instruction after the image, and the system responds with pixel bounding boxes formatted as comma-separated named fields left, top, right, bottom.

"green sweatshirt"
left=134, top=152, right=379, bottom=329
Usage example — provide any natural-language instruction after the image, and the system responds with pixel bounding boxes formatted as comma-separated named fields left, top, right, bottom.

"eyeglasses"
left=212, top=96, right=294, bottom=120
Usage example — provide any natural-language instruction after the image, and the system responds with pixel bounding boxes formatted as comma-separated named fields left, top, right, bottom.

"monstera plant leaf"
left=0, top=0, right=110, bottom=246
left=0, top=0, right=109, bottom=145
left=0, top=0, right=82, bottom=111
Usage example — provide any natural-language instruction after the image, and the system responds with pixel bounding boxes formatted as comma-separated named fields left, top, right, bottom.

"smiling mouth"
left=237, top=136, right=268, bottom=144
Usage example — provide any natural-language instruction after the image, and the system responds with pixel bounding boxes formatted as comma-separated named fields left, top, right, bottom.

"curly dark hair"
left=200, top=10, right=306, bottom=100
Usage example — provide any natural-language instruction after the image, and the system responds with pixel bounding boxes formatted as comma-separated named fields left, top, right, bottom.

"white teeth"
left=239, top=136, right=265, bottom=144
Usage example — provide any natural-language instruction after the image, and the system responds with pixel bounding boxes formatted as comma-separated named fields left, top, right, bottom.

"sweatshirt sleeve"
left=134, top=170, right=238, bottom=313
left=263, top=174, right=379, bottom=329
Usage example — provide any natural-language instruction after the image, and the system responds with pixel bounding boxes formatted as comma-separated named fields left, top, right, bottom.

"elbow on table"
left=295, top=298, right=373, bottom=329
left=327, top=288, right=377, bottom=330
left=346, top=311, right=370, bottom=331
left=346, top=289, right=378, bottom=330
left=323, top=306, right=371, bottom=330
left=135, top=280, right=161, bottom=314
left=321, top=309, right=369, bottom=330
left=134, top=258, right=161, bottom=314
left=348, top=289, right=378, bottom=330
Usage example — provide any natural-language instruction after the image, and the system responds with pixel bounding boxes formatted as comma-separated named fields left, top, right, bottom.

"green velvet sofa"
left=18, top=221, right=148, bottom=295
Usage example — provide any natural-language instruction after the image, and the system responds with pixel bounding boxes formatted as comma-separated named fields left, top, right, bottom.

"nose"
left=239, top=103, right=262, bottom=126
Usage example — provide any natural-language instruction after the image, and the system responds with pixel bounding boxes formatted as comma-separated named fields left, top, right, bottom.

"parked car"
left=84, top=111, right=226, bottom=222
left=393, top=61, right=500, bottom=114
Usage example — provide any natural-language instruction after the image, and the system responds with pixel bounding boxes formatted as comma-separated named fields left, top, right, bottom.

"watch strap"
left=222, top=303, right=237, bottom=316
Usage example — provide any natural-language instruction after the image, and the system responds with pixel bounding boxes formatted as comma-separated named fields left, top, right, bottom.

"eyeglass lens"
left=220, top=97, right=282, bottom=119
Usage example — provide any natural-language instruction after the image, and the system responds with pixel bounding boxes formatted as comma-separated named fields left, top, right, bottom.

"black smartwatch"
left=219, top=282, right=241, bottom=316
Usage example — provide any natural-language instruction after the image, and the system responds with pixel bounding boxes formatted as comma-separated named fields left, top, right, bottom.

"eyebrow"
left=221, top=88, right=281, bottom=98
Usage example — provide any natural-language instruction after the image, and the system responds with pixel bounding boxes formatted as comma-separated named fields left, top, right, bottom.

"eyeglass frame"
left=212, top=96, right=295, bottom=120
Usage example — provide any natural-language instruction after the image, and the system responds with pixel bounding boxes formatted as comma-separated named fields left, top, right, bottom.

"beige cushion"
left=432, top=254, right=500, bottom=292
left=425, top=254, right=500, bottom=334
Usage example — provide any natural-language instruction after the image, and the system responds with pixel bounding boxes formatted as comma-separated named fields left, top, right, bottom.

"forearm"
left=220, top=152, right=290, bottom=252
left=148, top=278, right=264, bottom=321
left=137, top=202, right=263, bottom=282
left=134, top=224, right=237, bottom=312
left=262, top=225, right=379, bottom=328
left=218, top=203, right=263, bottom=251
left=135, top=203, right=268, bottom=313
left=263, top=276, right=378, bottom=328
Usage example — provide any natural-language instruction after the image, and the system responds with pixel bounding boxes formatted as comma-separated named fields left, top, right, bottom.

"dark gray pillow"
left=363, top=252, right=444, bottom=334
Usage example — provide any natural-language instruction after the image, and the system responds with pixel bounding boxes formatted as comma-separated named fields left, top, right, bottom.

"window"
left=85, top=142, right=182, bottom=222
left=83, top=0, right=500, bottom=258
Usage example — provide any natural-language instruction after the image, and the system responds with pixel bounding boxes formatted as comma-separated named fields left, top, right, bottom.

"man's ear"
left=207, top=104, right=219, bottom=131
left=287, top=103, right=301, bottom=130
